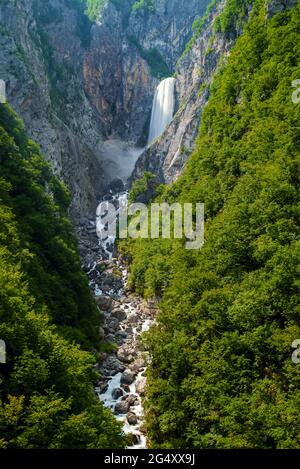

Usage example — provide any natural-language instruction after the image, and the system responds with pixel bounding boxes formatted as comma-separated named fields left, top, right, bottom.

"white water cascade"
left=148, top=77, right=176, bottom=144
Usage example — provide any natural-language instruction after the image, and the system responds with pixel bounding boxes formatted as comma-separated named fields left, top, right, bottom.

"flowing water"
left=148, top=77, right=176, bottom=144
left=91, top=187, right=154, bottom=449
left=87, top=77, right=175, bottom=449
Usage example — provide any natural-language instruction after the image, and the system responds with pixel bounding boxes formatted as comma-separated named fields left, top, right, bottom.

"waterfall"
left=148, top=77, right=176, bottom=144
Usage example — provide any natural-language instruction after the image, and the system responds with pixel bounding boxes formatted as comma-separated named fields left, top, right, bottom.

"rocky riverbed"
left=76, top=188, right=157, bottom=449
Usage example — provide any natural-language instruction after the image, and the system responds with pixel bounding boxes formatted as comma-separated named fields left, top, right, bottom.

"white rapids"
left=90, top=193, right=155, bottom=449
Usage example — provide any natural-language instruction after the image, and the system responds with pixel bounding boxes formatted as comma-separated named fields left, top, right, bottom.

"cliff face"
left=83, top=1, right=157, bottom=145
left=0, top=0, right=109, bottom=219
left=83, top=0, right=212, bottom=144
left=131, top=0, right=298, bottom=185
left=0, top=0, right=213, bottom=217
left=131, top=0, right=229, bottom=183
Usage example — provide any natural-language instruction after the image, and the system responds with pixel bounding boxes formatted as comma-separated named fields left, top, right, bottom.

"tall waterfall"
left=148, top=77, right=176, bottom=144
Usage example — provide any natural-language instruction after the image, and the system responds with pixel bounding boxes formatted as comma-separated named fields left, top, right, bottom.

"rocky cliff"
left=0, top=0, right=110, bottom=219
left=131, top=0, right=229, bottom=184
left=131, top=0, right=297, bottom=185
left=84, top=0, right=212, bottom=144
left=0, top=0, right=214, bottom=218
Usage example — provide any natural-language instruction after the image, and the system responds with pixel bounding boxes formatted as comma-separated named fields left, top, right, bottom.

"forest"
left=122, top=0, right=300, bottom=448
left=0, top=0, right=299, bottom=453
left=0, top=104, right=126, bottom=448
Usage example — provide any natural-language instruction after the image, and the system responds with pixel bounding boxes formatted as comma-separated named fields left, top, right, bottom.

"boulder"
left=129, top=433, right=141, bottom=445
left=127, top=412, right=138, bottom=426
left=95, top=295, right=112, bottom=311
left=130, top=358, right=146, bottom=372
left=117, top=345, right=135, bottom=363
left=111, top=309, right=127, bottom=321
left=106, top=334, right=116, bottom=343
left=121, top=384, right=130, bottom=393
left=122, top=394, right=138, bottom=406
left=136, top=377, right=147, bottom=397
left=102, top=356, right=125, bottom=374
left=115, top=400, right=130, bottom=414
left=107, top=178, right=125, bottom=194
left=121, top=370, right=136, bottom=385
left=112, top=387, right=124, bottom=400
left=107, top=318, right=120, bottom=331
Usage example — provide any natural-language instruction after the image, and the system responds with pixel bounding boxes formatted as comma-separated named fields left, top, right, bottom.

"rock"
left=127, top=412, right=138, bottom=425
left=126, top=315, right=139, bottom=326
left=102, top=356, right=125, bottom=374
left=106, top=334, right=116, bottom=343
left=115, top=400, right=130, bottom=414
left=136, top=377, right=147, bottom=397
left=101, top=276, right=114, bottom=287
left=117, top=345, right=135, bottom=363
left=130, top=358, right=146, bottom=372
left=129, top=433, right=141, bottom=445
left=107, top=178, right=125, bottom=194
left=112, top=388, right=124, bottom=400
left=98, top=382, right=108, bottom=394
left=107, top=318, right=121, bottom=331
left=111, top=309, right=127, bottom=321
left=121, top=384, right=130, bottom=393
left=121, top=370, right=136, bottom=385
left=116, top=331, right=127, bottom=339
left=123, top=394, right=139, bottom=406
left=95, top=295, right=112, bottom=311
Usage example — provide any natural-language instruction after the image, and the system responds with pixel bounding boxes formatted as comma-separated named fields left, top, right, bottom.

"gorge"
left=84, top=74, right=177, bottom=448
left=0, top=0, right=299, bottom=451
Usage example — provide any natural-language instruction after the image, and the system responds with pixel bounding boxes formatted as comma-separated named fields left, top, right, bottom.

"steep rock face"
left=131, top=0, right=228, bottom=184
left=0, top=0, right=107, bottom=219
left=83, top=0, right=212, bottom=144
left=131, top=0, right=299, bottom=185
left=83, top=1, right=156, bottom=144
left=0, top=0, right=214, bottom=217
left=128, top=0, right=212, bottom=70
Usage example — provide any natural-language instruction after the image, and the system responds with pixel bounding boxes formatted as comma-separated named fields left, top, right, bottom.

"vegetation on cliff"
left=0, top=104, right=125, bottom=448
left=123, top=0, right=300, bottom=448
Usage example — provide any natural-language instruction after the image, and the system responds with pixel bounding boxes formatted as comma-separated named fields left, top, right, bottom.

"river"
left=78, top=77, right=175, bottom=449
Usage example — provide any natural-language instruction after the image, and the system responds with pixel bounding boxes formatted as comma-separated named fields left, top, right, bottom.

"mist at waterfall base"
left=101, top=77, right=175, bottom=186
left=102, top=139, right=143, bottom=183
left=148, top=77, right=176, bottom=144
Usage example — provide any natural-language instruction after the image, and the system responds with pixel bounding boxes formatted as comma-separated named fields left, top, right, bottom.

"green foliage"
left=85, top=0, right=106, bottom=20
left=181, top=0, right=220, bottom=58
left=0, top=104, right=126, bottom=448
left=132, top=0, right=155, bottom=14
left=123, top=1, right=300, bottom=448
left=128, top=172, right=156, bottom=204
left=214, top=0, right=254, bottom=37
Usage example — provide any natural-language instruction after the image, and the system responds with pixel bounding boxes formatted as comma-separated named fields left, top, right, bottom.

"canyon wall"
left=0, top=0, right=108, bottom=219
left=131, top=0, right=297, bottom=186
left=83, top=0, right=212, bottom=144
left=0, top=0, right=212, bottom=218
